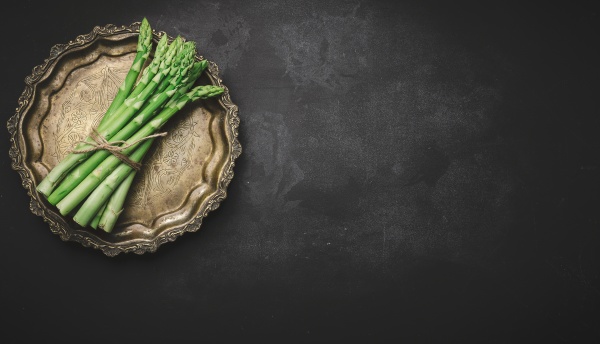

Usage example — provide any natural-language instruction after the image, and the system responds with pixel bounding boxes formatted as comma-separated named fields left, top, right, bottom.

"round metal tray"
left=7, top=22, right=241, bottom=256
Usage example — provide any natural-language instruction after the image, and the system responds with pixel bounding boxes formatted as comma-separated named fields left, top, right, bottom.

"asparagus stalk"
left=69, top=85, right=224, bottom=226
left=46, top=47, right=198, bottom=205
left=36, top=36, right=183, bottom=197
left=56, top=85, right=224, bottom=218
left=100, top=18, right=153, bottom=126
left=90, top=201, right=108, bottom=229
left=97, top=170, right=136, bottom=232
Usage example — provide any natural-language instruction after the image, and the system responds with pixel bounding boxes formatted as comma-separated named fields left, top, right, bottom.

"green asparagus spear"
left=97, top=170, right=136, bottom=232
left=89, top=200, right=108, bottom=229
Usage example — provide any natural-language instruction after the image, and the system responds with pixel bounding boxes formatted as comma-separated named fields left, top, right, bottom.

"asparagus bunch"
left=36, top=18, right=224, bottom=233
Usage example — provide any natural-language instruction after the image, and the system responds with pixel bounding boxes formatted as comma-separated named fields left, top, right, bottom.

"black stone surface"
left=1, top=0, right=599, bottom=342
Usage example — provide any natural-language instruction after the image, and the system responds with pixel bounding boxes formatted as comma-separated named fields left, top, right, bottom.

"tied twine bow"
left=70, top=129, right=167, bottom=171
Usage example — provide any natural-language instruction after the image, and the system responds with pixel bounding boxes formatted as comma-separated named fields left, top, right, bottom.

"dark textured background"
left=1, top=0, right=599, bottom=342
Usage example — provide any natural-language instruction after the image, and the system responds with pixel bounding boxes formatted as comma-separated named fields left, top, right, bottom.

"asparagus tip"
left=138, top=18, right=153, bottom=52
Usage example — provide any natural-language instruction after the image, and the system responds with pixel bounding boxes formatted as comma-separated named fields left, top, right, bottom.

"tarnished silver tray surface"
left=7, top=22, right=241, bottom=256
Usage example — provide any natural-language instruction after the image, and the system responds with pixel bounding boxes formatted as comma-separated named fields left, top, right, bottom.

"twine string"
left=70, top=128, right=167, bottom=171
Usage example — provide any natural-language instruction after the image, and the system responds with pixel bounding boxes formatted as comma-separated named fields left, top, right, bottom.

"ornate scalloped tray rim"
left=7, top=22, right=241, bottom=257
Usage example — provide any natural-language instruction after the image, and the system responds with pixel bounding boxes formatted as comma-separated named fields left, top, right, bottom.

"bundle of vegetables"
left=36, top=18, right=224, bottom=233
